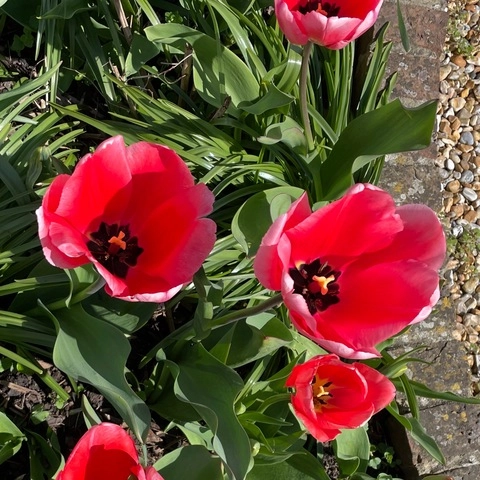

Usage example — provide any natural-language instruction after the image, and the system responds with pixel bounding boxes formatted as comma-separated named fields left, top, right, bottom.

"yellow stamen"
left=316, top=3, right=328, bottom=16
left=312, top=274, right=335, bottom=295
left=108, top=231, right=127, bottom=251
left=312, top=375, right=332, bottom=411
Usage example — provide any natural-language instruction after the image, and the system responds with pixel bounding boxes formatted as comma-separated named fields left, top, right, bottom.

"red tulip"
left=275, top=0, right=384, bottom=50
left=37, top=136, right=216, bottom=302
left=57, top=423, right=164, bottom=480
left=254, top=184, right=445, bottom=359
left=286, top=354, right=395, bottom=442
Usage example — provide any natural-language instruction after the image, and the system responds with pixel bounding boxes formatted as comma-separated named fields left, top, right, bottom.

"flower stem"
left=300, top=41, right=314, bottom=152
left=211, top=293, right=284, bottom=328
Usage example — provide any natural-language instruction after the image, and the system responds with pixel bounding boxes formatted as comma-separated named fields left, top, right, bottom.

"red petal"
left=275, top=0, right=309, bottom=45
left=122, top=184, right=215, bottom=296
left=55, top=136, right=132, bottom=234
left=57, top=423, right=139, bottom=480
left=286, top=185, right=403, bottom=268
left=254, top=193, right=311, bottom=291
left=354, top=363, right=396, bottom=413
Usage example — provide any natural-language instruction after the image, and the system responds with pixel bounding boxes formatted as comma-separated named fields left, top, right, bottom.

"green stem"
left=211, top=293, right=283, bottom=328
left=300, top=41, right=314, bottom=152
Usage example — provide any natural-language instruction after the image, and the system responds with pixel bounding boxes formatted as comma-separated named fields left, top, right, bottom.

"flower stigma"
left=289, top=259, right=341, bottom=314
left=87, top=222, right=144, bottom=278
left=296, top=1, right=340, bottom=17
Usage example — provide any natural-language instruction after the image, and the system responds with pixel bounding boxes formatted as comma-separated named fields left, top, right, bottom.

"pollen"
left=312, top=376, right=333, bottom=411
left=312, top=274, right=335, bottom=295
left=108, top=231, right=127, bottom=250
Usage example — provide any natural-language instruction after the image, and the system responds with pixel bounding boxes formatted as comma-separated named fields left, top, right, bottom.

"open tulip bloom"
left=56, top=422, right=163, bottom=480
left=286, top=354, right=396, bottom=442
left=275, top=0, right=384, bottom=50
left=36, top=136, right=216, bottom=302
left=254, top=183, right=446, bottom=359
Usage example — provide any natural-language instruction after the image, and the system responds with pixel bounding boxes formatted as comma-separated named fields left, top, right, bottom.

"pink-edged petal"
left=369, top=204, right=446, bottom=269
left=117, top=284, right=183, bottom=303
left=302, top=13, right=362, bottom=49
left=254, top=193, right=311, bottom=290
left=57, top=423, right=138, bottom=480
left=56, top=136, right=132, bottom=233
left=130, top=184, right=215, bottom=287
left=354, top=363, right=396, bottom=413
left=319, top=260, right=440, bottom=355
left=275, top=0, right=309, bottom=45
left=286, top=186, right=403, bottom=266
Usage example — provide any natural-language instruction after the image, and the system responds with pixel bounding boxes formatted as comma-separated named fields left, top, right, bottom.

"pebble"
left=463, top=187, right=478, bottom=201
left=460, top=170, right=475, bottom=183
left=460, top=131, right=475, bottom=145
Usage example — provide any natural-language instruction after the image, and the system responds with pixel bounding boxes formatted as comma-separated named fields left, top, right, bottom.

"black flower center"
left=295, top=1, right=340, bottom=17
left=289, top=259, right=341, bottom=315
left=87, top=222, right=143, bottom=278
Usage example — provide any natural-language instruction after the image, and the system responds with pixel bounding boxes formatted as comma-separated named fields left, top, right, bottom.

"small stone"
left=463, top=278, right=479, bottom=294
left=464, top=313, right=480, bottom=326
left=464, top=209, right=479, bottom=222
left=451, top=97, right=467, bottom=111
left=452, top=204, right=465, bottom=217
left=444, top=196, right=454, bottom=213
left=445, top=158, right=455, bottom=171
left=463, top=187, right=479, bottom=202
left=460, top=169, right=475, bottom=183
left=452, top=55, right=467, bottom=68
left=460, top=131, right=475, bottom=145
left=446, top=179, right=461, bottom=193
left=440, top=65, right=452, bottom=81
left=451, top=117, right=461, bottom=130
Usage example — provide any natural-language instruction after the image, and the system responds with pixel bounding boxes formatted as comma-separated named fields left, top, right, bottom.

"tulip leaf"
left=155, top=445, right=223, bottom=480
left=207, top=314, right=292, bottom=367
left=169, top=342, right=252, bottom=480
left=145, top=24, right=259, bottom=108
left=247, top=460, right=318, bottom=480
left=333, top=426, right=370, bottom=476
left=232, top=186, right=305, bottom=256
left=51, top=305, right=151, bottom=441
left=0, top=411, right=25, bottom=465
left=38, top=0, right=93, bottom=19
left=386, top=403, right=445, bottom=465
left=257, top=117, right=307, bottom=155
left=319, top=99, right=437, bottom=200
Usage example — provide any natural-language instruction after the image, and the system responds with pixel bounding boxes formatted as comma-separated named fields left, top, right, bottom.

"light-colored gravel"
left=436, top=0, right=480, bottom=381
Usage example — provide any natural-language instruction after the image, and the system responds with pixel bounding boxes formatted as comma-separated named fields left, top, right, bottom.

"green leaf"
left=51, top=305, right=151, bottom=441
left=319, top=99, right=437, bottom=200
left=155, top=445, right=223, bottom=480
left=240, top=85, right=294, bottom=115
left=145, top=24, right=259, bottom=108
left=169, top=343, right=252, bottom=480
left=396, top=0, right=410, bottom=52
left=38, top=0, right=93, bottom=19
left=386, top=403, right=445, bottom=465
left=125, top=32, right=162, bottom=77
left=333, top=426, right=370, bottom=476
left=232, top=186, right=304, bottom=256
left=247, top=460, right=318, bottom=479
left=257, top=117, right=307, bottom=155
left=0, top=411, right=25, bottom=465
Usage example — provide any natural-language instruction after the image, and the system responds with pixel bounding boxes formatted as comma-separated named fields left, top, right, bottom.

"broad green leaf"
left=333, top=426, right=370, bottom=476
left=319, top=99, right=437, bottom=200
left=232, top=186, right=304, bottom=256
left=38, top=0, right=93, bottom=19
left=125, top=32, right=162, bottom=77
left=247, top=460, right=317, bottom=479
left=83, top=289, right=156, bottom=333
left=169, top=343, right=252, bottom=480
left=52, top=305, right=151, bottom=441
left=208, top=315, right=292, bottom=367
left=386, top=403, right=445, bottom=465
left=240, top=85, right=293, bottom=115
left=257, top=117, right=307, bottom=155
left=155, top=445, right=223, bottom=480
left=0, top=411, right=25, bottom=465
left=145, top=24, right=259, bottom=108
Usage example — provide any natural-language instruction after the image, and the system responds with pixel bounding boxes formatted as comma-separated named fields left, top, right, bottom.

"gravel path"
left=436, top=0, right=480, bottom=386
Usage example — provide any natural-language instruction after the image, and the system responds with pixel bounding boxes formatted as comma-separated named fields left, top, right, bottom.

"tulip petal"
left=254, top=193, right=311, bottom=290
left=275, top=0, right=309, bottom=45
left=286, top=186, right=403, bottom=265
left=57, top=423, right=138, bottom=480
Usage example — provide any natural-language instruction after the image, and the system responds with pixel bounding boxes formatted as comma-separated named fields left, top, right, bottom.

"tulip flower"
left=37, top=136, right=216, bottom=302
left=57, top=422, right=163, bottom=480
left=254, top=183, right=445, bottom=359
left=275, top=0, right=384, bottom=50
left=286, top=354, right=396, bottom=442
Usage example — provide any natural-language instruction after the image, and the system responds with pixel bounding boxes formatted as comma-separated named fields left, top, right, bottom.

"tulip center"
left=312, top=375, right=333, bottom=412
left=289, top=259, right=340, bottom=314
left=87, top=222, right=143, bottom=278
left=295, top=1, right=340, bottom=17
